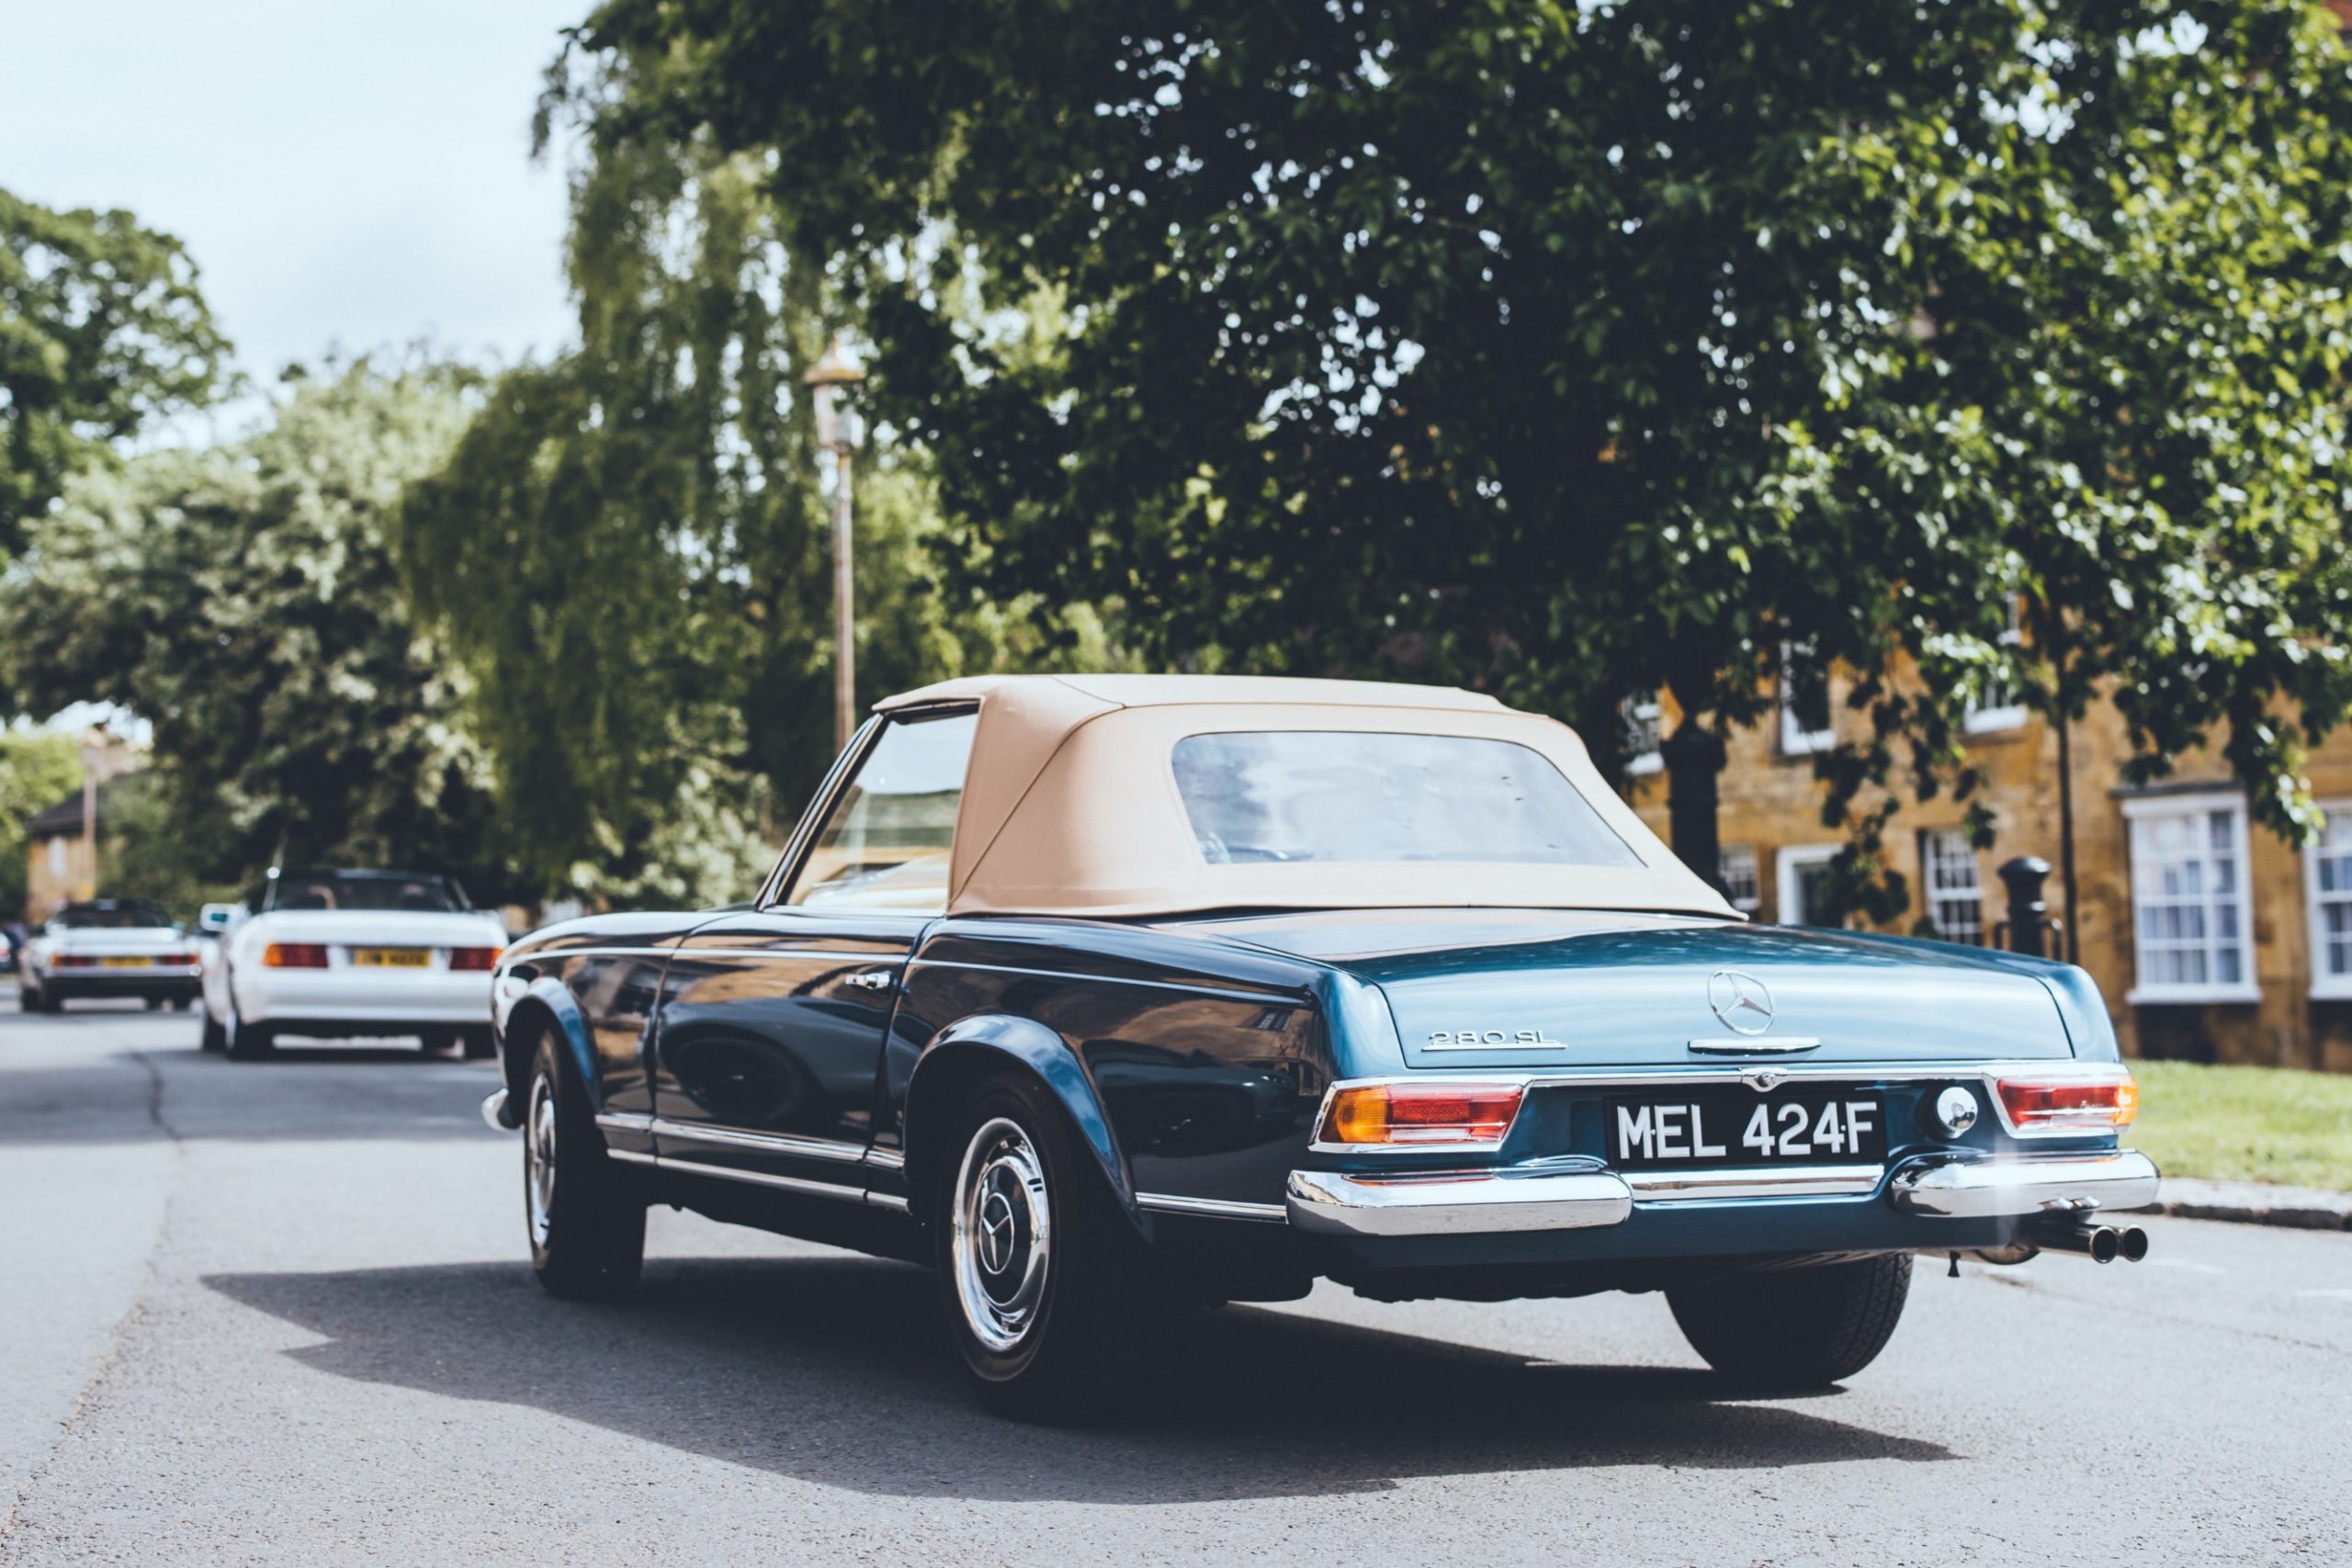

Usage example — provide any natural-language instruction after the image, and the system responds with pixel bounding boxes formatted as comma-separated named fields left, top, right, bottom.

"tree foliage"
left=566, top=0, right=2352, bottom=894
left=0, top=363, right=514, bottom=898
left=0, top=187, right=230, bottom=552
left=0, top=727, right=80, bottom=919
left=400, top=94, right=1121, bottom=902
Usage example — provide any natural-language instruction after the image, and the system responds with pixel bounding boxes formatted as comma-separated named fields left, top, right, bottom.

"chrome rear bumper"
left=1286, top=1165, right=1633, bottom=1236
left=1284, top=1148, right=2158, bottom=1238
left=1884, top=1149, right=2160, bottom=1218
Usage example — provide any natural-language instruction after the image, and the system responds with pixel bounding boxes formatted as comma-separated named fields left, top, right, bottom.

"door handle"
left=842, top=968, right=897, bottom=993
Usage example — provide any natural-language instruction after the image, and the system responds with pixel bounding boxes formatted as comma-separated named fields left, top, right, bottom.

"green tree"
left=0, top=362, right=517, bottom=901
left=563, top=0, right=2352, bottom=921
left=1, top=187, right=231, bottom=551
left=0, top=727, right=80, bottom=919
left=401, top=104, right=1120, bottom=902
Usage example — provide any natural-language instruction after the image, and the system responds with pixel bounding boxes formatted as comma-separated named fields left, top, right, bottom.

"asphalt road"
left=2, top=998, right=2347, bottom=1567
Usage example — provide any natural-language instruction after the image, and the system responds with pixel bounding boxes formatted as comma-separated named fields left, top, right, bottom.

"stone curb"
left=2152, top=1177, right=2352, bottom=1232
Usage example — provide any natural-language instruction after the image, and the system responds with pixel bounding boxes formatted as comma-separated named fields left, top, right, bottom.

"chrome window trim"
left=1135, top=1191, right=1289, bottom=1224
left=758, top=702, right=983, bottom=912
left=520, top=946, right=690, bottom=964
left=907, top=958, right=1301, bottom=1008
left=672, top=949, right=910, bottom=967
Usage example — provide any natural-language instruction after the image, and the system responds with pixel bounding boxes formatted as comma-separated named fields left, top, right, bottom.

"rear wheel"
left=930, top=1073, right=1148, bottom=1421
left=460, top=1027, right=497, bottom=1061
left=525, top=1034, right=645, bottom=1301
left=420, top=1027, right=458, bottom=1055
left=1668, top=1254, right=1913, bottom=1388
left=225, top=1000, right=274, bottom=1059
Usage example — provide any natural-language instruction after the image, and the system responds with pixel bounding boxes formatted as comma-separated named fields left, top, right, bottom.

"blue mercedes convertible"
left=482, top=674, right=2155, bottom=1416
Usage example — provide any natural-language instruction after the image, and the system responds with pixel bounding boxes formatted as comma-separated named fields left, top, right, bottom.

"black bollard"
left=1997, top=855, right=2054, bottom=958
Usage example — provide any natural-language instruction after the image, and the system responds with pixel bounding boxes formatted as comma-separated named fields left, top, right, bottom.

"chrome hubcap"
left=951, top=1117, right=1050, bottom=1353
left=526, top=1072, right=558, bottom=1247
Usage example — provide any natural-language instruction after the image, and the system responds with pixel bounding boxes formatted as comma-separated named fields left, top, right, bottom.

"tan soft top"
left=876, top=674, right=1736, bottom=919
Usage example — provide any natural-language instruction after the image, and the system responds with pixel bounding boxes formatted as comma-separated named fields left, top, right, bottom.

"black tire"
left=145, top=996, right=165, bottom=1011
left=198, top=1003, right=228, bottom=1052
left=1668, top=1254, right=1913, bottom=1387
left=172, top=997, right=194, bottom=1012
left=30, top=985, right=61, bottom=1014
left=524, top=1032, right=646, bottom=1301
left=928, top=1072, right=1149, bottom=1421
left=460, top=1027, right=498, bottom=1061
left=226, top=1001, right=275, bottom=1060
left=420, top=1027, right=458, bottom=1055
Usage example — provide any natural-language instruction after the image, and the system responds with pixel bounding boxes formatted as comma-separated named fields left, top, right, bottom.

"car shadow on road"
left=207, top=1254, right=1954, bottom=1502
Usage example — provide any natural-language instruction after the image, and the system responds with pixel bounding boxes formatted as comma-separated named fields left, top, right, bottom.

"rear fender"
left=902, top=1015, right=1137, bottom=1231
left=498, top=976, right=600, bottom=1113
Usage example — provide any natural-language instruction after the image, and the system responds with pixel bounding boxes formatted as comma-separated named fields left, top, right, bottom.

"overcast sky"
left=3, top=0, right=584, bottom=439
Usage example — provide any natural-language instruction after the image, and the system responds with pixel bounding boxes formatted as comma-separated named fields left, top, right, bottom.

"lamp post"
left=804, top=334, right=867, bottom=750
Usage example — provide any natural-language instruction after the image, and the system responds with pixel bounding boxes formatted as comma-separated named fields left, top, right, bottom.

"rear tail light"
left=1995, top=1067, right=2139, bottom=1134
left=53, top=953, right=96, bottom=969
left=448, top=946, right=503, bottom=972
left=1317, top=1082, right=1526, bottom=1148
left=262, top=942, right=331, bottom=969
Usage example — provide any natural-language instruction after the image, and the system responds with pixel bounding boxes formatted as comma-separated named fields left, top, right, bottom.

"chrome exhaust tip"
left=2115, top=1224, right=2150, bottom=1263
left=481, top=1088, right=516, bottom=1132
left=2036, top=1219, right=2121, bottom=1263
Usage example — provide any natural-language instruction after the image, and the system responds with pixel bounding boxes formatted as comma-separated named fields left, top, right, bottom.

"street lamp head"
left=803, top=333, right=866, bottom=389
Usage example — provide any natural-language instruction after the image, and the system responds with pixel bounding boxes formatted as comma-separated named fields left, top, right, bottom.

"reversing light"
left=1318, top=1082, right=1525, bottom=1148
left=448, top=946, right=503, bottom=972
left=1995, top=1067, right=2138, bottom=1134
left=262, top=942, right=331, bottom=969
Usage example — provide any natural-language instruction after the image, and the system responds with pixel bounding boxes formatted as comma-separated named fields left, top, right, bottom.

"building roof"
left=23, top=778, right=123, bottom=840
left=871, top=674, right=1735, bottom=919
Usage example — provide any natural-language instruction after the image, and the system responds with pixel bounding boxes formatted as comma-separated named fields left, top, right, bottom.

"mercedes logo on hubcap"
left=978, top=1187, right=1019, bottom=1276
left=1707, top=969, right=1776, bottom=1035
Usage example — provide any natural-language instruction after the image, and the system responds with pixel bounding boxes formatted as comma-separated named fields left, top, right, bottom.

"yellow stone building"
left=1623, top=679, right=2352, bottom=1075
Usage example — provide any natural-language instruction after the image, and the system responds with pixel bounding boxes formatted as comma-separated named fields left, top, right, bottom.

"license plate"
left=98, top=956, right=151, bottom=969
left=1608, top=1089, right=1887, bottom=1170
left=351, top=948, right=432, bottom=968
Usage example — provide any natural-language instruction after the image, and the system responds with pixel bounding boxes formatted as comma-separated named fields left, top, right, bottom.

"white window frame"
left=1962, top=603, right=2029, bottom=735
left=2122, top=791, right=2260, bottom=1006
left=1776, top=842, right=1845, bottom=926
left=1918, top=828, right=1985, bottom=945
left=1622, top=695, right=1663, bottom=776
left=1778, top=641, right=1833, bottom=755
left=2303, top=799, right=2352, bottom=1001
left=1718, top=843, right=1760, bottom=916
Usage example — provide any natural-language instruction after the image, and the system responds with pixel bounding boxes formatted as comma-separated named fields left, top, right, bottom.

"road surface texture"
left=2, top=997, right=2346, bottom=1567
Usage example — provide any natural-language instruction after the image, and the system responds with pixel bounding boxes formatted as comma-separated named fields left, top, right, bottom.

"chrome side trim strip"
left=866, top=1192, right=910, bottom=1214
left=863, top=1148, right=907, bottom=1171
left=1631, top=1163, right=1883, bottom=1201
left=1136, top=1191, right=1289, bottom=1224
left=523, top=947, right=688, bottom=962
left=605, top=1147, right=660, bottom=1167
left=1285, top=1167, right=1633, bottom=1237
left=594, top=1111, right=654, bottom=1135
left=658, top=1160, right=872, bottom=1202
left=1686, top=1036, right=1821, bottom=1055
left=906, top=959, right=1299, bottom=1007
left=1887, top=1149, right=2160, bottom=1218
left=647, top=1118, right=867, bottom=1163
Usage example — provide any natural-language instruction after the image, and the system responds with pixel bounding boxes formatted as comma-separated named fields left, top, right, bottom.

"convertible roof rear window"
left=269, top=872, right=467, bottom=913
left=1170, top=730, right=1644, bottom=868
left=54, top=902, right=173, bottom=929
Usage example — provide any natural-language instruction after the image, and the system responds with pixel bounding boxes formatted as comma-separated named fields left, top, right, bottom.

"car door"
left=650, top=705, right=979, bottom=1193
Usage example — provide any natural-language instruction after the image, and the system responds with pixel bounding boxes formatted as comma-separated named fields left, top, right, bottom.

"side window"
left=783, top=710, right=978, bottom=914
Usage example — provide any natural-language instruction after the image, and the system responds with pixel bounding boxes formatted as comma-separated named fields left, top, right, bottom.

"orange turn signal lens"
left=1319, top=1082, right=1525, bottom=1147
left=262, top=942, right=331, bottom=969
left=1996, top=1069, right=2138, bottom=1134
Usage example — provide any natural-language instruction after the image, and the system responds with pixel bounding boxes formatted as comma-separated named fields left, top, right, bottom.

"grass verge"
left=2129, top=1059, right=2352, bottom=1191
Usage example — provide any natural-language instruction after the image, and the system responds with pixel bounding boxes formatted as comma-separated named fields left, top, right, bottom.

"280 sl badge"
left=1425, top=1028, right=1565, bottom=1049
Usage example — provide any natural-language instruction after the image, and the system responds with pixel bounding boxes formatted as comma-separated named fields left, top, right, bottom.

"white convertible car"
left=18, top=900, right=203, bottom=1012
left=199, top=868, right=507, bottom=1059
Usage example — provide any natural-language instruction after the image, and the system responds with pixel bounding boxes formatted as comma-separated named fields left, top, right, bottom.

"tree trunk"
left=1660, top=720, right=1729, bottom=896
